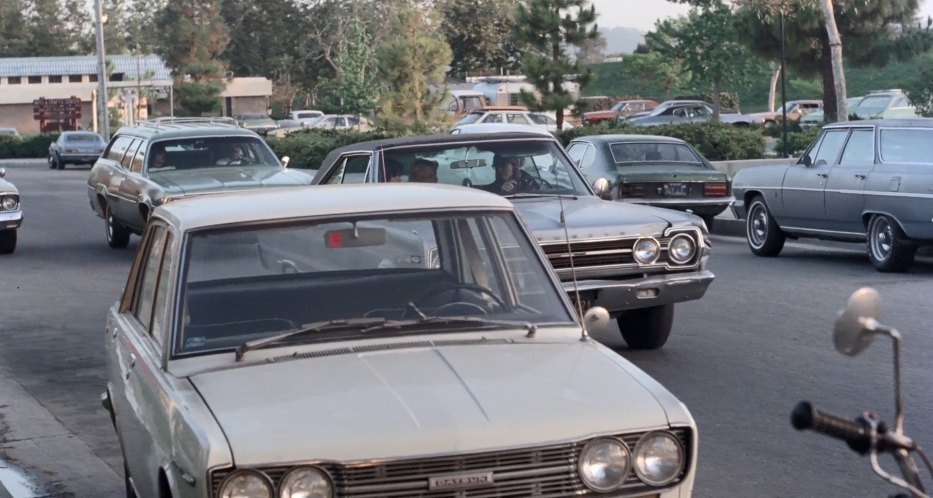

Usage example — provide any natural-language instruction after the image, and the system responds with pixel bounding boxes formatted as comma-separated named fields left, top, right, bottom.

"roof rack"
left=133, top=116, right=241, bottom=131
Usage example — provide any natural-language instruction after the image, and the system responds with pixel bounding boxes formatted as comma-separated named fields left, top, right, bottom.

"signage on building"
left=33, top=96, right=82, bottom=132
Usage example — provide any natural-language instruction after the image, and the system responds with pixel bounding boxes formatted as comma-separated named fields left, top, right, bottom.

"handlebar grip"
left=791, top=401, right=871, bottom=454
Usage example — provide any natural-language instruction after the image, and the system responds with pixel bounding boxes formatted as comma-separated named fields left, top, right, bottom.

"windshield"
left=65, top=132, right=104, bottom=143
left=177, top=213, right=574, bottom=354
left=147, top=136, right=280, bottom=172
left=461, top=96, right=485, bottom=112
left=457, top=112, right=484, bottom=126
left=854, top=95, right=892, bottom=118
left=609, top=142, right=702, bottom=164
left=382, top=140, right=591, bottom=196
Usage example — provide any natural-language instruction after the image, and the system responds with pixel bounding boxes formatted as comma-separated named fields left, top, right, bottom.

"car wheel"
left=124, top=461, right=138, bottom=498
left=867, top=214, right=915, bottom=273
left=0, top=229, right=16, bottom=254
left=104, top=204, right=130, bottom=249
left=618, top=304, right=674, bottom=350
left=48, top=155, right=57, bottom=169
left=746, top=195, right=785, bottom=257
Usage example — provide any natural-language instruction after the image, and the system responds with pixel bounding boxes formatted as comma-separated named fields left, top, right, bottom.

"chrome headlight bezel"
left=578, top=437, right=632, bottom=492
left=633, top=237, right=660, bottom=265
left=1, top=194, right=19, bottom=211
left=667, top=234, right=697, bottom=264
left=279, top=466, right=334, bottom=498
left=218, top=469, right=274, bottom=498
left=633, top=431, right=685, bottom=487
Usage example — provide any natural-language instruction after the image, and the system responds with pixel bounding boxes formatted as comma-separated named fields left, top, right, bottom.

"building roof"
left=0, top=55, right=172, bottom=80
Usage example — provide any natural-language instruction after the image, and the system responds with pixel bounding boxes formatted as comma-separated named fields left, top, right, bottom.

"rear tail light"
left=703, top=182, right=729, bottom=197
left=618, top=183, right=646, bottom=199
left=64, top=148, right=77, bottom=153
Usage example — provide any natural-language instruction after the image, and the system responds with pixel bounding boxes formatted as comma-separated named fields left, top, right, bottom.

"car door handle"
left=125, top=353, right=137, bottom=380
left=816, top=173, right=828, bottom=178
left=854, top=174, right=866, bottom=180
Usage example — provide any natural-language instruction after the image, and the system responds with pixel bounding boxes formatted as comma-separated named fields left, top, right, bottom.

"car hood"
left=191, top=341, right=673, bottom=464
left=511, top=195, right=691, bottom=238
left=0, top=177, right=16, bottom=193
left=610, top=164, right=729, bottom=183
left=151, top=166, right=311, bottom=195
left=583, top=110, right=616, bottom=119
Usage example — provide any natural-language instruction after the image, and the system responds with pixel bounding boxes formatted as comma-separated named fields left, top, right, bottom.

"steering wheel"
left=413, top=283, right=508, bottom=315
left=501, top=176, right=553, bottom=194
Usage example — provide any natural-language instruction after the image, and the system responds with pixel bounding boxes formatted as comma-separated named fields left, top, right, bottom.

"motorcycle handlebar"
left=791, top=401, right=872, bottom=455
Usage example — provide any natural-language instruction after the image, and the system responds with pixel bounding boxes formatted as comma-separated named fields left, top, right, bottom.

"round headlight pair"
left=578, top=432, right=684, bottom=491
left=219, top=467, right=332, bottom=498
left=633, top=238, right=660, bottom=265
left=668, top=234, right=697, bottom=264
left=1, top=195, right=18, bottom=211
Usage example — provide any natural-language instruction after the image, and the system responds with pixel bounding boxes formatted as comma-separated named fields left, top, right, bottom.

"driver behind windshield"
left=479, top=155, right=543, bottom=194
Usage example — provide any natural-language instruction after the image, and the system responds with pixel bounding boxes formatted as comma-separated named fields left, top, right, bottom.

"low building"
left=0, top=56, right=273, bottom=136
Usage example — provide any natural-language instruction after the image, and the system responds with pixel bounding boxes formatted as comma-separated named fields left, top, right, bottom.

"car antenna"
left=552, top=154, right=588, bottom=342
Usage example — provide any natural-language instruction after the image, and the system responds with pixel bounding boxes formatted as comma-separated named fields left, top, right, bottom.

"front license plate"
left=664, top=183, right=688, bottom=196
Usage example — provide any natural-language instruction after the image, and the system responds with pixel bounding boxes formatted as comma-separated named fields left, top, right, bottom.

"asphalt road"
left=1, top=159, right=931, bottom=498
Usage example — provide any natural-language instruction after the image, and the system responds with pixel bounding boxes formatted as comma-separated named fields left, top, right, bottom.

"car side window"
left=811, top=130, right=848, bottom=166
left=122, top=139, right=141, bottom=169
left=566, top=143, right=586, bottom=166
left=106, top=136, right=134, bottom=165
left=838, top=129, right=874, bottom=165
left=133, top=225, right=169, bottom=340
left=324, top=155, right=371, bottom=184
left=507, top=113, right=531, bottom=124
left=130, top=142, right=147, bottom=173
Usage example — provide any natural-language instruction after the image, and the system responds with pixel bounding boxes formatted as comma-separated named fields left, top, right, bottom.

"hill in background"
left=600, top=26, right=644, bottom=55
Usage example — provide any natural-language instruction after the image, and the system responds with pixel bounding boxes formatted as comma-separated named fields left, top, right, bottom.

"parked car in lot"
left=312, top=132, right=715, bottom=349
left=444, top=89, right=487, bottom=120
left=48, top=131, right=107, bottom=170
left=0, top=127, right=22, bottom=140
left=583, top=99, right=658, bottom=125
left=102, top=183, right=698, bottom=498
left=456, top=106, right=575, bottom=131
left=308, top=114, right=374, bottom=131
left=234, top=113, right=278, bottom=135
left=86, top=117, right=311, bottom=249
left=851, top=89, right=919, bottom=119
left=0, top=168, right=21, bottom=254
left=287, top=109, right=324, bottom=127
left=748, top=99, right=823, bottom=126
left=799, top=97, right=864, bottom=130
left=566, top=134, right=732, bottom=227
left=625, top=100, right=756, bottom=127
left=731, top=119, right=933, bottom=272
left=451, top=122, right=553, bottom=136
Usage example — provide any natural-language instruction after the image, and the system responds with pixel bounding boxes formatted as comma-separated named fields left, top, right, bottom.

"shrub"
left=776, top=127, right=821, bottom=157
left=266, top=129, right=396, bottom=170
left=0, top=133, right=60, bottom=159
left=556, top=121, right=765, bottom=161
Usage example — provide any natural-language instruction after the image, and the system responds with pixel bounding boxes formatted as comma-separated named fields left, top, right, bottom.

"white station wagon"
left=102, top=183, right=697, bottom=498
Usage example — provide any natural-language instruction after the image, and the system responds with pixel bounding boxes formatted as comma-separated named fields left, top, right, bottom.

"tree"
left=576, top=34, right=607, bottom=65
left=646, top=1, right=758, bottom=119
left=316, top=19, right=380, bottom=116
left=619, top=52, right=688, bottom=100
left=819, top=0, right=847, bottom=122
left=0, top=0, right=29, bottom=56
left=735, top=0, right=923, bottom=122
left=221, top=0, right=303, bottom=79
left=516, top=0, right=599, bottom=130
left=437, top=0, right=524, bottom=79
left=22, top=0, right=87, bottom=56
left=903, top=53, right=933, bottom=117
left=376, top=2, right=452, bottom=132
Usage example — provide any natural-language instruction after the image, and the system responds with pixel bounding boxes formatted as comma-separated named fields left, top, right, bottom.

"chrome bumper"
left=563, top=270, right=715, bottom=313
left=0, top=210, right=23, bottom=230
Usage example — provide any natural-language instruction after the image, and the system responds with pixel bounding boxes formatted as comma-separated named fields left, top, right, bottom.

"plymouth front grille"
left=540, top=235, right=690, bottom=271
left=210, top=429, right=692, bottom=497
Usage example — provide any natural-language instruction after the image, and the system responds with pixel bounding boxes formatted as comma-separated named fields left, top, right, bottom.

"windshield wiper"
left=234, top=317, right=388, bottom=361
left=360, top=315, right=538, bottom=336
left=503, top=193, right=578, bottom=200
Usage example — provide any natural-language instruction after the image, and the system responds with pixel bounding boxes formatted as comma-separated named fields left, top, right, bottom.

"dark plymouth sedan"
left=731, top=119, right=933, bottom=272
left=310, top=132, right=715, bottom=349
left=566, top=134, right=732, bottom=227
left=86, top=118, right=312, bottom=249
left=48, top=131, right=107, bottom=170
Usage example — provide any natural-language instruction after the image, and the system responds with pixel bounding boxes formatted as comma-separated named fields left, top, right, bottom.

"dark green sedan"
left=566, top=134, right=732, bottom=227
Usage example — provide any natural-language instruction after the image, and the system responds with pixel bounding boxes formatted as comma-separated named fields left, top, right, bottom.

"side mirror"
left=582, top=306, right=610, bottom=336
left=281, top=156, right=290, bottom=169
left=833, top=287, right=882, bottom=356
left=801, top=154, right=812, bottom=167
left=0, top=167, right=5, bottom=178
left=592, top=178, right=611, bottom=199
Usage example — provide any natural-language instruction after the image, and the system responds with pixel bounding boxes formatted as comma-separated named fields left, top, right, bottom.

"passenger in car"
left=408, top=158, right=438, bottom=183
left=384, top=158, right=403, bottom=182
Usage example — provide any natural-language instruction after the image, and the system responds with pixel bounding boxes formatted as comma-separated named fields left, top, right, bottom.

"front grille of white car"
left=210, top=428, right=691, bottom=497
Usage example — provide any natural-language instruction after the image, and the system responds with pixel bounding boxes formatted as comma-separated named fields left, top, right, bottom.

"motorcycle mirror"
left=833, top=287, right=883, bottom=356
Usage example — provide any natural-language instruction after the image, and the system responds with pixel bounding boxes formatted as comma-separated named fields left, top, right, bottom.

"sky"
left=591, top=0, right=933, bottom=32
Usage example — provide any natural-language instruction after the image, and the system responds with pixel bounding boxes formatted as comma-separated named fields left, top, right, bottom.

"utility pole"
left=94, top=0, right=110, bottom=139
left=780, top=10, right=788, bottom=159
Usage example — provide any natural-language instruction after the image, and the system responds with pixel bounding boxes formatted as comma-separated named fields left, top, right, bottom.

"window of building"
left=89, top=74, right=97, bottom=83
left=28, top=76, right=42, bottom=84
left=68, top=75, right=82, bottom=83
left=49, top=75, right=62, bottom=83
left=8, top=77, right=21, bottom=84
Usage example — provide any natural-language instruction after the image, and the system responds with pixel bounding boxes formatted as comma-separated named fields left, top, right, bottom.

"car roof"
left=475, top=105, right=529, bottom=112
left=325, top=132, right=558, bottom=155
left=155, top=183, right=514, bottom=231
left=823, top=118, right=933, bottom=128
left=452, top=123, right=553, bottom=136
left=113, top=117, right=257, bottom=140
left=571, top=134, right=687, bottom=145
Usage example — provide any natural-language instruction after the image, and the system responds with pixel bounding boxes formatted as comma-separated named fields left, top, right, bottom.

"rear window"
left=609, top=142, right=702, bottom=164
left=879, top=128, right=933, bottom=163
left=65, top=133, right=104, bottom=143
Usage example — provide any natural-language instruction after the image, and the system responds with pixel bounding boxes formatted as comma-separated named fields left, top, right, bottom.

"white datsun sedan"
left=102, top=183, right=697, bottom=498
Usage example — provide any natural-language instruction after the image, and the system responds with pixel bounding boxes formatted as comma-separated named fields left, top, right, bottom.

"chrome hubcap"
left=871, top=218, right=893, bottom=259
left=749, top=205, right=767, bottom=246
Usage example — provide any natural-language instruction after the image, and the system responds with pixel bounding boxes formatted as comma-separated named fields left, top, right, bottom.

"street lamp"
left=94, top=0, right=110, bottom=139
